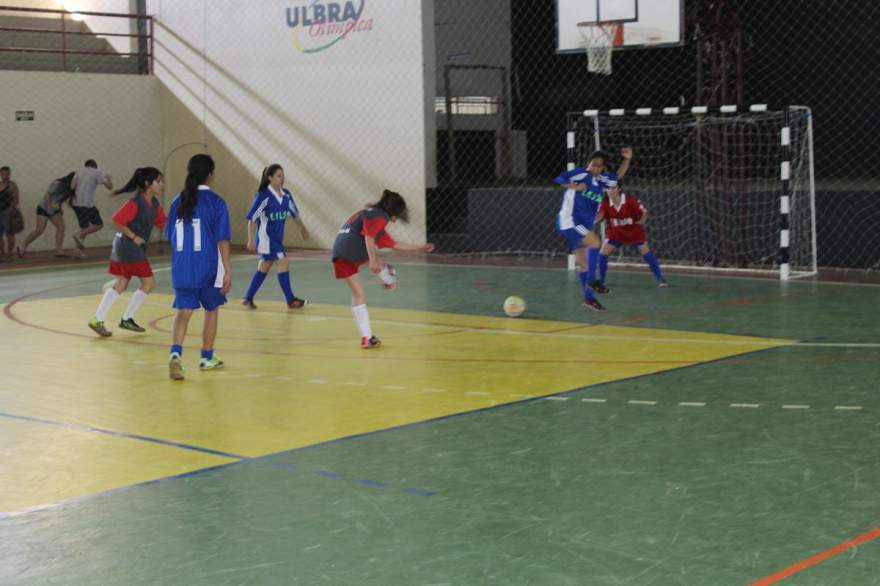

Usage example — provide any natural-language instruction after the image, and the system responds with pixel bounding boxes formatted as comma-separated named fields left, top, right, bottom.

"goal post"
left=566, top=105, right=817, bottom=280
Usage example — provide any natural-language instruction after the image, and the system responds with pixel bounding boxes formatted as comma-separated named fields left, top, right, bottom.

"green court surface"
left=1, top=255, right=878, bottom=585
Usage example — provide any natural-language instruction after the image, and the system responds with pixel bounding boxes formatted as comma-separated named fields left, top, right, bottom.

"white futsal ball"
left=380, top=263, right=397, bottom=290
left=503, top=295, right=526, bottom=317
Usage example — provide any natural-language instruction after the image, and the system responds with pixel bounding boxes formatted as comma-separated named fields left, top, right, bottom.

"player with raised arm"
left=594, top=179, right=667, bottom=287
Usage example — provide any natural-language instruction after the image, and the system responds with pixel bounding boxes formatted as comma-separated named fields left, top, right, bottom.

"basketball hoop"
left=577, top=21, right=623, bottom=75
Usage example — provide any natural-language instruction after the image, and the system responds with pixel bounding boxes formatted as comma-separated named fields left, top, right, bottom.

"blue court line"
left=0, top=412, right=246, bottom=460
left=0, top=343, right=786, bottom=519
left=0, top=413, right=438, bottom=519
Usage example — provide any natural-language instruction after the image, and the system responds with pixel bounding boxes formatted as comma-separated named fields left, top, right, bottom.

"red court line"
left=748, top=527, right=880, bottom=586
left=3, top=286, right=774, bottom=365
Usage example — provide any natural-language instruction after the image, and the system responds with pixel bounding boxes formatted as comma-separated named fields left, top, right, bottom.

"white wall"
left=0, top=70, right=161, bottom=251
left=147, top=0, right=435, bottom=248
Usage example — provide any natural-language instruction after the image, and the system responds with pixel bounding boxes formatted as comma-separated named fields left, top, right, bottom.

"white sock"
left=95, top=289, right=119, bottom=322
left=351, top=304, right=372, bottom=338
left=123, top=289, right=149, bottom=320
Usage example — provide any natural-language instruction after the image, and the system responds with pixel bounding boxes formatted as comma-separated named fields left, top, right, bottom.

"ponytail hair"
left=258, top=164, right=283, bottom=193
left=113, top=167, right=162, bottom=196
left=179, top=154, right=214, bottom=221
left=368, top=189, right=409, bottom=223
left=55, top=171, right=77, bottom=207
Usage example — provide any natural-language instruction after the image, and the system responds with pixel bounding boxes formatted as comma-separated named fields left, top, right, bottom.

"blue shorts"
left=173, top=286, right=227, bottom=311
left=557, top=221, right=593, bottom=252
left=259, top=250, right=286, bottom=262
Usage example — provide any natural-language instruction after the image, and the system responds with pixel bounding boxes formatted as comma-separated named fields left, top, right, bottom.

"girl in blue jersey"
left=242, top=164, right=310, bottom=309
left=165, top=154, right=232, bottom=381
left=555, top=148, right=632, bottom=308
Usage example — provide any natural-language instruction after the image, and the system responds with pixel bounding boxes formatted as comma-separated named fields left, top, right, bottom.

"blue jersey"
left=246, top=186, right=299, bottom=256
left=165, top=186, right=232, bottom=289
left=555, top=167, right=618, bottom=228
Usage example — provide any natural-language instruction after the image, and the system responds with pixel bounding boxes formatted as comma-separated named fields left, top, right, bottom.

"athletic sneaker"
left=72, top=235, right=85, bottom=251
left=658, top=280, right=669, bottom=288
left=88, top=318, right=112, bottom=337
left=361, top=335, right=382, bottom=349
left=583, top=298, right=606, bottom=312
left=287, top=297, right=308, bottom=309
left=169, top=354, right=185, bottom=381
left=589, top=280, right=610, bottom=294
left=199, top=356, right=224, bottom=370
left=242, top=299, right=257, bottom=310
left=119, top=318, right=146, bottom=333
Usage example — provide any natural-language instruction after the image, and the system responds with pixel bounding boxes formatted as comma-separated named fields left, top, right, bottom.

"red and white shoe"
left=361, top=335, right=382, bottom=349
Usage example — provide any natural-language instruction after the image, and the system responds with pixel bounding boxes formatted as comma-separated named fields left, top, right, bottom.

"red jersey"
left=599, top=193, right=647, bottom=244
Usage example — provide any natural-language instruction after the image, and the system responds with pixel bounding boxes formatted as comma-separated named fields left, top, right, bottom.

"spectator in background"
left=20, top=172, right=76, bottom=258
left=0, top=166, right=20, bottom=262
left=71, top=159, right=113, bottom=257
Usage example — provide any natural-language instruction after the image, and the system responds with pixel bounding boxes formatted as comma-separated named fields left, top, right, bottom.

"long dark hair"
left=368, top=189, right=409, bottom=223
left=179, top=154, right=214, bottom=221
left=587, top=150, right=610, bottom=166
left=113, top=167, right=162, bottom=196
left=258, top=164, right=283, bottom=192
left=55, top=171, right=77, bottom=206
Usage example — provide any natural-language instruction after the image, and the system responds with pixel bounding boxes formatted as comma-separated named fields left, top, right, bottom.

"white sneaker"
left=199, top=356, right=224, bottom=370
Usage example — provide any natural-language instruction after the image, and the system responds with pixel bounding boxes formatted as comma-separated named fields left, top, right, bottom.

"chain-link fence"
left=3, top=1, right=878, bottom=273
left=430, top=0, right=880, bottom=274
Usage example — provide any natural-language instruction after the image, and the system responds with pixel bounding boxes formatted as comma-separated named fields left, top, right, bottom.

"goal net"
left=569, top=107, right=817, bottom=278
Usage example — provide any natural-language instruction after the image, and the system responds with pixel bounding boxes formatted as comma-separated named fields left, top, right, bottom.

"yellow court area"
left=0, top=292, right=793, bottom=513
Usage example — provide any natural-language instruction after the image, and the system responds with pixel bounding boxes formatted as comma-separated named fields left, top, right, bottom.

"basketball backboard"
left=556, top=0, right=684, bottom=53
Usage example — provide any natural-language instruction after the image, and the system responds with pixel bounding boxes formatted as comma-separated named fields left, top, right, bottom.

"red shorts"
left=109, top=260, right=153, bottom=279
left=333, top=257, right=366, bottom=279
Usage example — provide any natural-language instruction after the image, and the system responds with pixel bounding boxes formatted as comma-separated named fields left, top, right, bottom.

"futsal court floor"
left=1, top=253, right=877, bottom=585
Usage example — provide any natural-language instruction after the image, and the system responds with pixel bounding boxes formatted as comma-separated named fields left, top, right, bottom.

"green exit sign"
left=15, top=110, right=35, bottom=121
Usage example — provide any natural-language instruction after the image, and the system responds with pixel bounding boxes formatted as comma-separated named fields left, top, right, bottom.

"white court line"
left=834, top=405, right=863, bottom=411
left=543, top=396, right=569, bottom=401
left=421, top=387, right=447, bottom=393
left=582, top=398, right=607, bottom=403
left=796, top=342, right=880, bottom=348
left=679, top=402, right=706, bottom=407
left=782, top=404, right=810, bottom=410
left=307, top=379, right=328, bottom=384
left=345, top=381, right=367, bottom=386
left=274, top=376, right=292, bottom=381
left=628, top=400, right=657, bottom=406
left=730, top=403, right=760, bottom=408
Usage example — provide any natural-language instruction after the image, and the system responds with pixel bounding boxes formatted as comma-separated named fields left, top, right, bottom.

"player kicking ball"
left=594, top=180, right=668, bottom=288
left=331, top=190, right=434, bottom=349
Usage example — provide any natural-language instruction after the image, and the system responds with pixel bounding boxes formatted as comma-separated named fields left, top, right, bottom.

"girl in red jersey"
left=594, top=180, right=667, bottom=288
left=88, top=167, right=167, bottom=337
left=331, top=190, right=434, bottom=348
